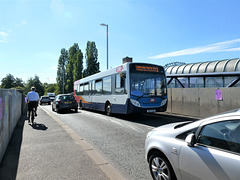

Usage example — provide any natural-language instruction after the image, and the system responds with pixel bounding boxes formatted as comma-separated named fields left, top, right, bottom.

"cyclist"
left=26, top=87, right=39, bottom=123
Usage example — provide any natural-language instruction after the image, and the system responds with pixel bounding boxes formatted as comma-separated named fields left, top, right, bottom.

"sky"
left=0, top=0, right=240, bottom=84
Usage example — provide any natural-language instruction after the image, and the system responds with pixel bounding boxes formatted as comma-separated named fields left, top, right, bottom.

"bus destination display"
left=135, top=65, right=159, bottom=73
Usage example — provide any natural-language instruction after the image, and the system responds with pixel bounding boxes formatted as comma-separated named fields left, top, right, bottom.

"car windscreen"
left=130, top=73, right=167, bottom=96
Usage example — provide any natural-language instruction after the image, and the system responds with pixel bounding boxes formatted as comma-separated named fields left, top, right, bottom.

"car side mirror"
left=185, top=134, right=196, bottom=147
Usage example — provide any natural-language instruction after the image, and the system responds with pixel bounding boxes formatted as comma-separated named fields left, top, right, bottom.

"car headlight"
left=161, top=99, right=167, bottom=106
left=130, top=99, right=141, bottom=107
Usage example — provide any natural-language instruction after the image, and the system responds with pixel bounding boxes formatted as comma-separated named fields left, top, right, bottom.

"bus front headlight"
left=161, top=99, right=167, bottom=106
left=130, top=99, right=141, bottom=107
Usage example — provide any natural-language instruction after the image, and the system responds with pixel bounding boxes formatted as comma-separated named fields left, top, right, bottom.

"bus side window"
left=95, top=79, right=103, bottom=95
left=84, top=83, right=89, bottom=95
left=115, top=73, right=125, bottom=94
left=79, top=84, right=84, bottom=95
left=103, top=76, right=111, bottom=95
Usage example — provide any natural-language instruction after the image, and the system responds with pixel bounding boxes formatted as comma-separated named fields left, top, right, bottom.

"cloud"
left=50, top=0, right=64, bottom=14
left=149, top=39, right=240, bottom=59
left=0, top=31, right=8, bottom=43
left=16, top=20, right=27, bottom=27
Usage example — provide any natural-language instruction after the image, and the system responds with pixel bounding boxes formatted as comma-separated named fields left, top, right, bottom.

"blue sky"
left=0, top=0, right=239, bottom=84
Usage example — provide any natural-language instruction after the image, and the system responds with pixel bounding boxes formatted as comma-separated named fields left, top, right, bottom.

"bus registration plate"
left=147, top=109, right=156, bottom=113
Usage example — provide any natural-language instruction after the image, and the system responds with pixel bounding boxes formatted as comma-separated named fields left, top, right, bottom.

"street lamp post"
left=100, top=23, right=108, bottom=70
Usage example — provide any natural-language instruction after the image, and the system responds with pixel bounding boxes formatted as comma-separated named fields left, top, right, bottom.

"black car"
left=52, top=94, right=78, bottom=113
left=40, top=96, right=51, bottom=105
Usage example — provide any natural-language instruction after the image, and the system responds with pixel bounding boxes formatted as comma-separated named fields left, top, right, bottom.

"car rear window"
left=60, top=95, right=75, bottom=101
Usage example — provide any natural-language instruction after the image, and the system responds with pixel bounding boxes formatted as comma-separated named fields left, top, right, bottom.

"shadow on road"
left=31, top=123, right=48, bottom=130
left=112, top=112, right=199, bottom=128
left=82, top=109, right=199, bottom=128
left=0, top=114, right=26, bottom=180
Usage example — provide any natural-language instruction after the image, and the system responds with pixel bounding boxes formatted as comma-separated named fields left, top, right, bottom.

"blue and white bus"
left=74, top=62, right=167, bottom=115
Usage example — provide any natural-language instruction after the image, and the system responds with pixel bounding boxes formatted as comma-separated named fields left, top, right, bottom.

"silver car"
left=145, top=109, right=240, bottom=180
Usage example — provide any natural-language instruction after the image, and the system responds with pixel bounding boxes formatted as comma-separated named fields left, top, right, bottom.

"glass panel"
left=79, top=85, right=84, bottom=95
left=103, top=76, right=111, bottom=95
left=115, top=73, right=125, bottom=94
left=190, top=77, right=204, bottom=88
left=84, top=83, right=89, bottom=95
left=95, top=80, right=102, bottom=94
left=178, top=77, right=188, bottom=88
left=205, top=77, right=223, bottom=87
left=130, top=73, right=166, bottom=96
left=198, top=120, right=240, bottom=153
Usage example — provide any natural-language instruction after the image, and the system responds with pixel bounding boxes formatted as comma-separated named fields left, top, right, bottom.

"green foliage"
left=43, top=83, right=57, bottom=95
left=25, top=75, right=44, bottom=96
left=1, top=74, right=24, bottom=89
left=57, top=48, right=69, bottom=94
left=56, top=41, right=99, bottom=93
left=84, top=41, right=100, bottom=77
left=73, top=49, right=83, bottom=82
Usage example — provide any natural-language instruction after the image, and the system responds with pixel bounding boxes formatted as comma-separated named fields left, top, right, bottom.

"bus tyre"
left=106, top=103, right=112, bottom=116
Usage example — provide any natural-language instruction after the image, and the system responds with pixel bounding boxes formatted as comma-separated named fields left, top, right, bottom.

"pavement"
left=0, top=107, right=125, bottom=180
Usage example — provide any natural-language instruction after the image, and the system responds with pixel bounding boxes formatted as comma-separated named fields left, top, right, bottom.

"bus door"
left=83, top=82, right=92, bottom=109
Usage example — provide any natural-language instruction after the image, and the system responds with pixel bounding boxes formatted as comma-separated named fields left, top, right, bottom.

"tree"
left=84, top=41, right=100, bottom=77
left=1, top=74, right=15, bottom=88
left=43, top=83, right=57, bottom=95
left=65, top=43, right=78, bottom=93
left=14, top=77, right=24, bottom=87
left=1, top=74, right=24, bottom=89
left=56, top=48, right=69, bottom=94
left=25, top=75, right=44, bottom=96
left=73, top=49, right=83, bottom=82
left=65, top=43, right=83, bottom=93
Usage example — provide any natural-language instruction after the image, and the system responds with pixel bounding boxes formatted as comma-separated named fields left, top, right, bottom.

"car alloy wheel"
left=149, top=155, right=175, bottom=180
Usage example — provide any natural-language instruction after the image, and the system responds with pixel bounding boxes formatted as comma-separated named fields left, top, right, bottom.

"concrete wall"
left=166, top=87, right=240, bottom=118
left=0, top=89, right=24, bottom=163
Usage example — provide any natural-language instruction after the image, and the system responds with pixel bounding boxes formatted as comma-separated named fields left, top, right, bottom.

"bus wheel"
left=105, top=103, right=112, bottom=116
left=79, top=101, right=83, bottom=110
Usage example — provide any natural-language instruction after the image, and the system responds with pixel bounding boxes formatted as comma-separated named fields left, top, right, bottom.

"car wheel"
left=149, top=154, right=176, bottom=180
left=105, top=102, right=112, bottom=116
left=52, top=106, right=55, bottom=112
left=75, top=108, right=78, bottom=113
left=56, top=107, right=60, bottom=113
left=48, top=102, right=51, bottom=105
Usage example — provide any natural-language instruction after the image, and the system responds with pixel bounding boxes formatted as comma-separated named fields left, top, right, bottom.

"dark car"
left=52, top=94, right=78, bottom=113
left=40, top=96, right=51, bottom=105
